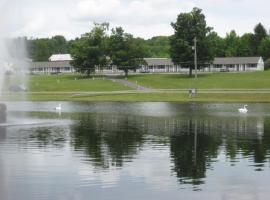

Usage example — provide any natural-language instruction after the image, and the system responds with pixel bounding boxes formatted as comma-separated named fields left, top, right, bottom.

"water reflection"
left=67, top=110, right=270, bottom=188
left=28, top=126, right=69, bottom=149
left=70, top=113, right=145, bottom=169
left=2, top=103, right=270, bottom=199
left=170, top=119, right=222, bottom=187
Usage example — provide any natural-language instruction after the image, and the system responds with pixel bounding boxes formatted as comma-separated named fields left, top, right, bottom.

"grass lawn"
left=26, top=74, right=130, bottom=92
left=126, top=71, right=270, bottom=89
left=4, top=72, right=270, bottom=102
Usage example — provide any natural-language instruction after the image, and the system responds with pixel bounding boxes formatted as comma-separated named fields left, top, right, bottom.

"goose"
left=55, top=103, right=62, bottom=111
left=238, top=105, right=248, bottom=113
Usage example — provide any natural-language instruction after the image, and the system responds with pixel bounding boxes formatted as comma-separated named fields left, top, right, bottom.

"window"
left=157, top=65, right=165, bottom=69
left=249, top=64, right=257, bottom=68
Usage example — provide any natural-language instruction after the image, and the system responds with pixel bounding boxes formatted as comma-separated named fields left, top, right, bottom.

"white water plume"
left=0, top=0, right=29, bottom=100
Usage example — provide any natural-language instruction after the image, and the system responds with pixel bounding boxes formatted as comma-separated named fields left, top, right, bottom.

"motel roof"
left=49, top=54, right=73, bottom=61
left=213, top=57, right=262, bottom=65
left=144, top=58, right=173, bottom=66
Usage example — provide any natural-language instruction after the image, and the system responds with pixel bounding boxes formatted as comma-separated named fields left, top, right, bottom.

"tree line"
left=17, top=7, right=270, bottom=76
left=25, top=33, right=170, bottom=62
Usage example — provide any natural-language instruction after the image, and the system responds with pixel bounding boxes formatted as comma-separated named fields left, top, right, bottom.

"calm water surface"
left=1, top=102, right=270, bottom=200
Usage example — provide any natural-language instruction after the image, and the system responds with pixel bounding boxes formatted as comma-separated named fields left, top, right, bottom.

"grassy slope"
left=127, top=71, right=270, bottom=89
left=5, top=72, right=270, bottom=102
left=27, top=75, right=130, bottom=92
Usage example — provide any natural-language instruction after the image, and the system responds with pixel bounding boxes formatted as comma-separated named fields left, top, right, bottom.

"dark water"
left=1, top=102, right=270, bottom=200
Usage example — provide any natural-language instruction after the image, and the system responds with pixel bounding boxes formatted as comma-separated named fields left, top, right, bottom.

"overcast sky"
left=1, top=0, right=270, bottom=39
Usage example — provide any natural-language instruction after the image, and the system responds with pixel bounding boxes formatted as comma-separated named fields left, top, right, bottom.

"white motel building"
left=30, top=54, right=264, bottom=74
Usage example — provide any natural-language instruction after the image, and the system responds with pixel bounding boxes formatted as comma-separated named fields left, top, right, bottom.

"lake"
left=1, top=102, right=270, bottom=200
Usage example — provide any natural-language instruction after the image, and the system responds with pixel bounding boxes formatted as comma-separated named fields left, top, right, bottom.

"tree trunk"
left=124, top=69, right=128, bottom=77
left=189, top=67, right=193, bottom=77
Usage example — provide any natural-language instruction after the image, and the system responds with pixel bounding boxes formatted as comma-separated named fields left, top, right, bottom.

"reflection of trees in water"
left=28, top=127, right=69, bottom=149
left=68, top=112, right=270, bottom=187
left=169, top=116, right=270, bottom=187
left=170, top=119, right=222, bottom=187
left=70, top=113, right=145, bottom=169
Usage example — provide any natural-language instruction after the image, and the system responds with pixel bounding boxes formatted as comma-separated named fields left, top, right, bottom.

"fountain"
left=0, top=1, right=29, bottom=123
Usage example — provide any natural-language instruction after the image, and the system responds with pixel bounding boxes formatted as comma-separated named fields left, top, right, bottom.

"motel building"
left=30, top=54, right=264, bottom=74
left=141, top=58, right=181, bottom=73
left=211, top=57, right=264, bottom=72
left=30, top=54, right=74, bottom=74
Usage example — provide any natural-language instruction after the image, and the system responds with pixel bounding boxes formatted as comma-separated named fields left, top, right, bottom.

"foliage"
left=224, top=30, right=241, bottom=57
left=264, top=58, right=270, bottom=70
left=239, top=33, right=255, bottom=56
left=27, top=38, right=52, bottom=61
left=258, top=37, right=270, bottom=60
left=170, top=7, right=212, bottom=76
left=206, top=32, right=226, bottom=58
left=27, top=35, right=70, bottom=61
left=254, top=23, right=267, bottom=54
left=145, top=36, right=170, bottom=57
left=108, top=27, right=147, bottom=77
left=70, top=23, right=109, bottom=76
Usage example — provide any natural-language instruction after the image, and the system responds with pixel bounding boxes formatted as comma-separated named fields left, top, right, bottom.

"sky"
left=1, top=0, right=270, bottom=40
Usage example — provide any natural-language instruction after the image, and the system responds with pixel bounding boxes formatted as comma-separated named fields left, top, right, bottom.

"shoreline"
left=4, top=91, right=270, bottom=103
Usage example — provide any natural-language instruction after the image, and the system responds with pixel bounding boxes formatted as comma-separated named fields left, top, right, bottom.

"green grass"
left=27, top=74, right=130, bottom=92
left=127, top=71, right=270, bottom=89
left=4, top=72, right=270, bottom=102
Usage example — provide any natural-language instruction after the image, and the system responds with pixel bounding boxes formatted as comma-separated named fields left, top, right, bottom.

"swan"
left=55, top=103, right=62, bottom=111
left=238, top=105, right=248, bottom=113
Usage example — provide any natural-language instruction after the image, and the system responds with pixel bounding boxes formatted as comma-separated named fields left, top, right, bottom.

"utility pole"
left=194, top=37, right=198, bottom=79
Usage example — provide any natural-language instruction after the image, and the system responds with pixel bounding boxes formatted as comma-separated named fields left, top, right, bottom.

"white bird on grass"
left=238, top=105, right=248, bottom=113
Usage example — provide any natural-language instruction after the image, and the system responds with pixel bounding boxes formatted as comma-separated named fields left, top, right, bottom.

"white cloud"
left=1, top=0, right=270, bottom=39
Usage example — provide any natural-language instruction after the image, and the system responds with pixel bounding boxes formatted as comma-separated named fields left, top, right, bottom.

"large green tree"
left=145, top=36, right=170, bottom=57
left=258, top=37, right=270, bottom=60
left=170, top=7, right=212, bottom=76
left=239, top=33, right=255, bottom=56
left=108, top=27, right=147, bottom=77
left=28, top=38, right=52, bottom=61
left=224, top=30, right=241, bottom=57
left=27, top=36, right=70, bottom=61
left=254, top=23, right=267, bottom=55
left=70, top=23, right=109, bottom=76
left=50, top=35, right=69, bottom=54
left=206, top=32, right=226, bottom=58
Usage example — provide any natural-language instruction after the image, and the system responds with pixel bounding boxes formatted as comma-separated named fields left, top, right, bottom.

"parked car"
left=220, top=68, right=229, bottom=72
left=140, top=69, right=150, bottom=73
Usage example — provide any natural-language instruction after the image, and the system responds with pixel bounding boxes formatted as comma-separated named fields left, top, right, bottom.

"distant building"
left=211, top=57, right=264, bottom=72
left=142, top=58, right=181, bottom=73
left=30, top=54, right=265, bottom=74
left=30, top=61, right=74, bottom=74
left=31, top=54, right=74, bottom=74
